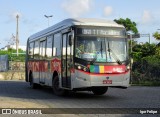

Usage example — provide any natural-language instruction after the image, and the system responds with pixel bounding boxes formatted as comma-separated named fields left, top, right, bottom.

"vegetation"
left=132, top=43, right=160, bottom=85
left=114, top=18, right=138, bottom=34
left=0, top=48, right=26, bottom=62
left=153, top=31, right=160, bottom=40
left=115, top=18, right=160, bottom=86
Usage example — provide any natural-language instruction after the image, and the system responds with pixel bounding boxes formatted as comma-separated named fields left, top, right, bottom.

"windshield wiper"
left=108, top=42, right=111, bottom=60
left=107, top=42, right=122, bottom=65
left=100, top=41, right=103, bottom=57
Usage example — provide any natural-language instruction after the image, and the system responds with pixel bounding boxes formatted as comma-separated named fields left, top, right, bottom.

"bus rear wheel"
left=52, top=76, right=66, bottom=96
left=92, top=87, right=108, bottom=95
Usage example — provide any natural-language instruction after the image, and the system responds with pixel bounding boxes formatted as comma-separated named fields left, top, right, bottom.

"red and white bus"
left=25, top=18, right=130, bottom=95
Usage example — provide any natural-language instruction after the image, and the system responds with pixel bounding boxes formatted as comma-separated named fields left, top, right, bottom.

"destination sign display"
left=77, top=28, right=125, bottom=36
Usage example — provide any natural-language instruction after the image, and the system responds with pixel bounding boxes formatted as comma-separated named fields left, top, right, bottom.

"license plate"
left=103, top=80, right=112, bottom=84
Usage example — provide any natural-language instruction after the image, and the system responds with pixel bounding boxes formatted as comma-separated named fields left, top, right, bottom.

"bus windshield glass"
left=75, top=36, right=127, bottom=63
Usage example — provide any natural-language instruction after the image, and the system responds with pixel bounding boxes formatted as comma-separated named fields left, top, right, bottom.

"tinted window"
left=46, top=36, right=53, bottom=58
left=34, top=40, right=39, bottom=59
left=39, top=40, right=46, bottom=59
left=53, top=33, right=61, bottom=56
left=29, top=42, right=34, bottom=59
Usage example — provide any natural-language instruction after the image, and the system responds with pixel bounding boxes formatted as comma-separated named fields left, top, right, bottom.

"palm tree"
left=153, top=32, right=160, bottom=40
left=153, top=32, right=160, bottom=56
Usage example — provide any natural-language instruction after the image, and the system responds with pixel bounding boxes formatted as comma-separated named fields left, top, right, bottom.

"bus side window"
left=29, top=42, right=34, bottom=59
left=46, top=36, right=53, bottom=58
left=53, top=47, right=56, bottom=56
left=34, top=40, right=39, bottom=59
left=39, top=39, right=46, bottom=59
left=53, top=33, right=61, bottom=57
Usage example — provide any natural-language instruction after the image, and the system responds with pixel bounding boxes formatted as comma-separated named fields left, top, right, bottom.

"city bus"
left=25, top=18, right=130, bottom=96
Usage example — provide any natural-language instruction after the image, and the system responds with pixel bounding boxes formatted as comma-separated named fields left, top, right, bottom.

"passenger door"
left=61, top=32, right=72, bottom=88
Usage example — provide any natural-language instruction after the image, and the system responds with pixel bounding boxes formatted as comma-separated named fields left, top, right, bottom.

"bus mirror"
left=69, top=35, right=73, bottom=46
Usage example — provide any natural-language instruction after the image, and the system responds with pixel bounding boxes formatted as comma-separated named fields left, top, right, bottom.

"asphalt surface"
left=0, top=80, right=159, bottom=117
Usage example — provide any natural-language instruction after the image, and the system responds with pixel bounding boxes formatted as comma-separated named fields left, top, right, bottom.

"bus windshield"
left=75, top=36, right=127, bottom=63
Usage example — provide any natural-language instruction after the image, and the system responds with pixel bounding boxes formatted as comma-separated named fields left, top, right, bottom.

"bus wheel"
left=92, top=87, right=108, bottom=95
left=29, top=73, right=38, bottom=89
left=52, top=76, right=66, bottom=96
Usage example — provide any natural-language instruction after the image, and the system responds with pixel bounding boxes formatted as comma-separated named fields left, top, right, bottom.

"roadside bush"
left=0, top=48, right=26, bottom=62
left=132, top=55, right=160, bottom=84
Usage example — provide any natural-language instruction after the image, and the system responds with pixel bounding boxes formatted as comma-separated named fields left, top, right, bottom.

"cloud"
left=142, top=10, right=152, bottom=24
left=62, top=0, right=93, bottom=17
left=104, top=6, right=113, bottom=17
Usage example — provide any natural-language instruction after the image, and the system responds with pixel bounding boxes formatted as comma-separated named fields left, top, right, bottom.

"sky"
left=0, top=0, right=160, bottom=48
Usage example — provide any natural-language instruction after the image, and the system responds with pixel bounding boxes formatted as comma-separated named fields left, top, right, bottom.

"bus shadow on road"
left=0, top=80, right=120, bottom=101
left=65, top=91, right=118, bottom=100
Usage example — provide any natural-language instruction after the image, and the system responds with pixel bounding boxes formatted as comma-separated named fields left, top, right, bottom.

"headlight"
left=75, top=63, right=90, bottom=72
left=77, top=65, right=82, bottom=70
left=126, top=65, right=130, bottom=70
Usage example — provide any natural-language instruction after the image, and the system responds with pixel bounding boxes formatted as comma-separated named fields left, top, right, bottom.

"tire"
left=52, top=76, right=66, bottom=96
left=92, top=87, right=108, bottom=95
left=29, top=73, right=39, bottom=89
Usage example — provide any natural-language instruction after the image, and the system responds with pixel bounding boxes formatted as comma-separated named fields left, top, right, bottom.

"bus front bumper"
left=72, top=70, right=130, bottom=89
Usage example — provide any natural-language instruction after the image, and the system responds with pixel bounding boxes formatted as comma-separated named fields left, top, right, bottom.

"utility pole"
left=16, top=15, right=19, bottom=56
left=44, top=15, right=53, bottom=27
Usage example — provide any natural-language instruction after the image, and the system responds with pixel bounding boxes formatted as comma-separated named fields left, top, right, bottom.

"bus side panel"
left=27, top=61, right=39, bottom=84
left=44, top=72, right=53, bottom=86
left=50, top=58, right=62, bottom=85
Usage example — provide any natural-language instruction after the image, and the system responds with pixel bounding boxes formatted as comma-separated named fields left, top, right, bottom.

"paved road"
left=0, top=80, right=159, bottom=116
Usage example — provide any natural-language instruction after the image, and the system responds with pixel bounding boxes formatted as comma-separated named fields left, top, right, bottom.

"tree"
left=132, top=43, right=156, bottom=61
left=114, top=18, right=138, bottom=34
left=153, top=32, right=160, bottom=40
left=0, top=48, right=26, bottom=61
left=153, top=32, right=160, bottom=56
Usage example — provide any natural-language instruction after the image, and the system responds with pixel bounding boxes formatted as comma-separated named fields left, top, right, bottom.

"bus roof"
left=29, top=18, right=124, bottom=41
